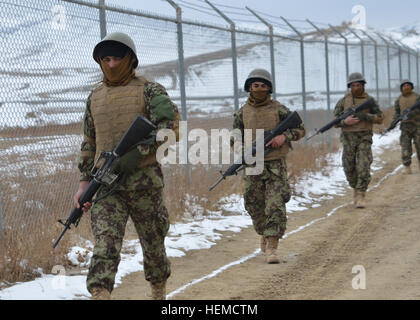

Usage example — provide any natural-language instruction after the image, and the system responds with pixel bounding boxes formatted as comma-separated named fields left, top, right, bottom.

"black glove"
left=355, top=112, right=373, bottom=121
left=115, top=147, right=142, bottom=174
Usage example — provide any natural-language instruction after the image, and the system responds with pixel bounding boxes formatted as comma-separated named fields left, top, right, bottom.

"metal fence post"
left=347, top=27, right=365, bottom=76
left=307, top=19, right=331, bottom=147
left=399, top=41, right=412, bottom=80
left=329, top=24, right=349, bottom=79
left=417, top=50, right=419, bottom=87
left=384, top=36, right=403, bottom=85
left=406, top=47, right=412, bottom=81
left=246, top=7, right=276, bottom=100
left=404, top=44, right=416, bottom=82
left=99, top=0, right=107, bottom=39
left=205, top=0, right=239, bottom=111
left=166, top=0, right=190, bottom=184
left=407, top=46, right=413, bottom=81
left=281, top=17, right=307, bottom=139
left=396, top=41, right=403, bottom=83
left=376, top=33, right=392, bottom=106
left=0, top=183, right=2, bottom=235
left=361, top=30, right=379, bottom=102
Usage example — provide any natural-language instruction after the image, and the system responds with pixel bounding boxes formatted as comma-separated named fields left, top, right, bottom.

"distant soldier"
left=334, top=73, right=383, bottom=208
left=232, top=69, right=305, bottom=263
left=392, top=79, right=420, bottom=174
left=75, top=32, right=179, bottom=300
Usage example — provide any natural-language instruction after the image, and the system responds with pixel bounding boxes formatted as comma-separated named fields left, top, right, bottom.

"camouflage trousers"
left=340, top=131, right=373, bottom=192
left=86, top=186, right=171, bottom=294
left=243, top=158, right=291, bottom=238
left=399, top=122, right=420, bottom=166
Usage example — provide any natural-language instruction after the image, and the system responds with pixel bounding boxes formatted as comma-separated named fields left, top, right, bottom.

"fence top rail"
left=60, top=0, right=411, bottom=51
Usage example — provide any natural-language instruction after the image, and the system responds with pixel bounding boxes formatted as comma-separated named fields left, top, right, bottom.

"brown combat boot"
left=151, top=281, right=166, bottom=300
left=403, top=165, right=412, bottom=174
left=265, top=237, right=280, bottom=264
left=260, top=236, right=267, bottom=253
left=355, top=190, right=366, bottom=209
left=90, top=287, right=111, bottom=300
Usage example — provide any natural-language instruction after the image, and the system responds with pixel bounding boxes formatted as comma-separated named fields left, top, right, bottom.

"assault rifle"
left=307, top=98, right=375, bottom=141
left=380, top=99, right=420, bottom=137
left=52, top=115, right=157, bottom=248
left=209, top=111, right=303, bottom=191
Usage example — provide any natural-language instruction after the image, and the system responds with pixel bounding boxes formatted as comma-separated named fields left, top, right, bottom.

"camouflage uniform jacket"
left=78, top=80, right=179, bottom=190
left=392, top=92, right=420, bottom=124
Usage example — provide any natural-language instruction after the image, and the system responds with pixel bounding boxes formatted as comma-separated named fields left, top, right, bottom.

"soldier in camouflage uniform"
left=74, top=32, right=179, bottom=300
left=392, top=79, right=420, bottom=174
left=334, top=72, right=383, bottom=208
left=232, top=69, right=305, bottom=264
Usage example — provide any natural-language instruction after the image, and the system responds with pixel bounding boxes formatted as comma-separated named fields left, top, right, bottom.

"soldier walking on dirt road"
left=392, top=79, right=420, bottom=174
left=333, top=72, right=383, bottom=208
left=74, top=32, right=179, bottom=300
left=232, top=69, right=305, bottom=264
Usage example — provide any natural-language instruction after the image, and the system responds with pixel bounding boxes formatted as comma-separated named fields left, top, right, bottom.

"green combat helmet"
left=400, top=79, right=414, bottom=92
left=244, top=68, right=273, bottom=93
left=92, top=32, right=139, bottom=68
left=347, top=72, right=366, bottom=88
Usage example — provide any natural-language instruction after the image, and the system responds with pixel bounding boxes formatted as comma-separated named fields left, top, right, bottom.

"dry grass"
left=287, top=139, right=340, bottom=186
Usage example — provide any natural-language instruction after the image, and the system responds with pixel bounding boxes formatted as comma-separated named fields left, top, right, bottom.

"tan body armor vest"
left=90, top=76, right=156, bottom=167
left=342, top=92, right=372, bottom=132
left=242, top=100, right=290, bottom=161
left=398, top=92, right=420, bottom=124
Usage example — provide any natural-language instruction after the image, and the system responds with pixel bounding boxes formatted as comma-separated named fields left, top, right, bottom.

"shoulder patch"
left=150, top=94, right=175, bottom=122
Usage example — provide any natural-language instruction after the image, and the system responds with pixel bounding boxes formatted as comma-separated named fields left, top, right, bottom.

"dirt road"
left=112, top=146, right=420, bottom=300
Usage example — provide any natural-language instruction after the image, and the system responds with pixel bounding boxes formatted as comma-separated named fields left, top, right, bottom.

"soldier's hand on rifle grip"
left=74, top=181, right=92, bottom=212
left=343, top=115, right=360, bottom=126
left=266, top=134, right=286, bottom=148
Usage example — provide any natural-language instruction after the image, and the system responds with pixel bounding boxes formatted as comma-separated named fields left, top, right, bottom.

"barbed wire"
left=177, top=0, right=258, bottom=20
left=173, top=1, right=221, bottom=18
left=175, top=0, right=285, bottom=28
left=184, top=4, right=325, bottom=33
left=194, top=0, right=251, bottom=13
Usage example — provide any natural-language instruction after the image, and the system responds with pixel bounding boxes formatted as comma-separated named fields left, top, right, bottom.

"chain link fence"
left=0, top=0, right=418, bottom=244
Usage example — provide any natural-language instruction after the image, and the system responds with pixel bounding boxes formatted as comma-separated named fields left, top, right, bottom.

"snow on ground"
left=0, top=130, right=400, bottom=300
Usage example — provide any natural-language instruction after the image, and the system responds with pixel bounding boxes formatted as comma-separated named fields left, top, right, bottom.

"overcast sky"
left=106, top=0, right=419, bottom=31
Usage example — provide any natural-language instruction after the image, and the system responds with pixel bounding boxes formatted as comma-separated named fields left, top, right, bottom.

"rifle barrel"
left=306, top=132, right=318, bottom=141
left=52, top=224, right=70, bottom=248
left=209, top=176, right=224, bottom=191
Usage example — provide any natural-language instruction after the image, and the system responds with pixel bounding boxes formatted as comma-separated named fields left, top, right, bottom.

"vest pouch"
left=243, top=101, right=290, bottom=161
left=342, top=93, right=373, bottom=132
